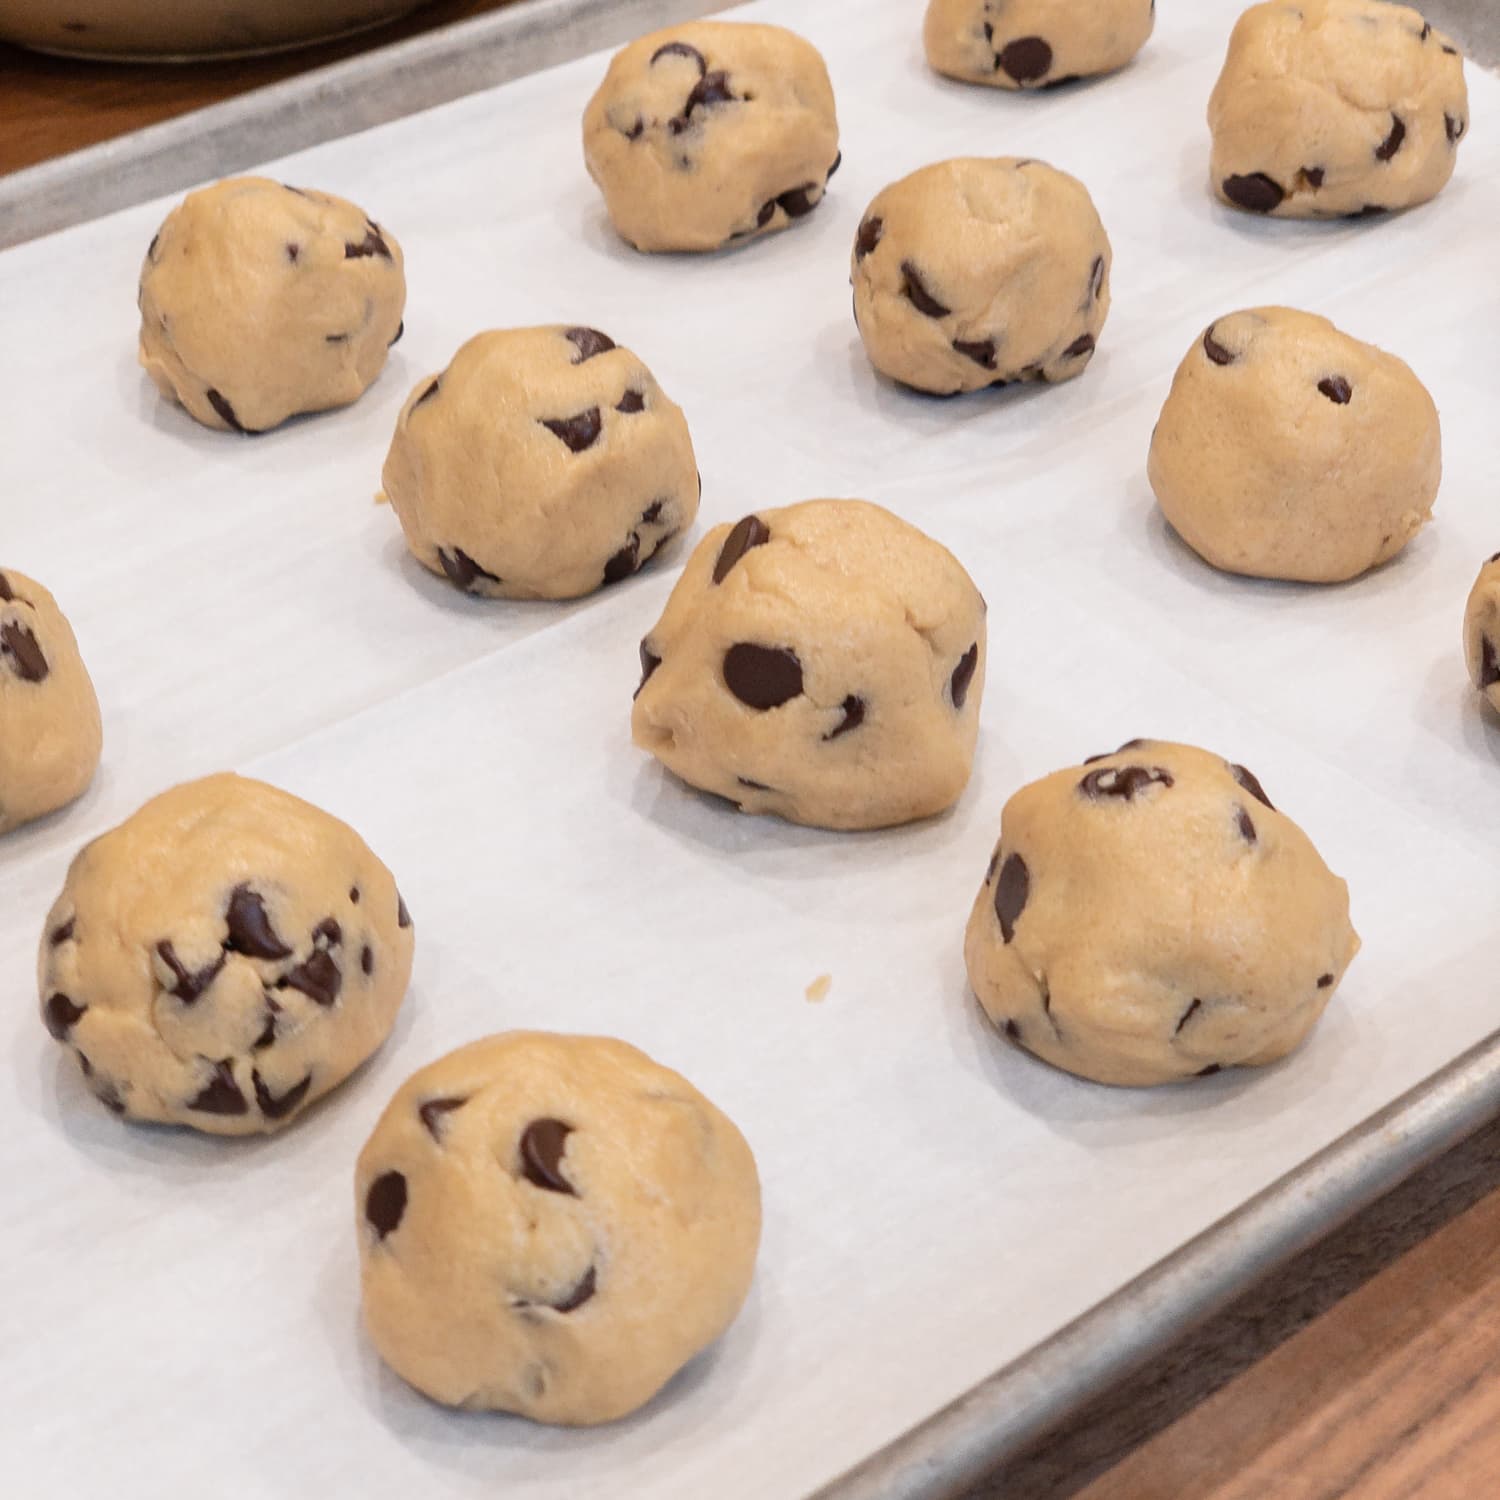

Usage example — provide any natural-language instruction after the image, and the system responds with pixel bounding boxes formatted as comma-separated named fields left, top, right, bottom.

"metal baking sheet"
left=4, top=1, right=1499, bottom=1497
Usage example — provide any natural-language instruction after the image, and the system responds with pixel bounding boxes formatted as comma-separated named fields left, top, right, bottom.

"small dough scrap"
left=583, top=21, right=840, bottom=252
left=1148, top=306, right=1440, bottom=583
left=924, top=0, right=1155, bottom=89
left=381, top=326, right=698, bottom=601
left=38, top=773, right=414, bottom=1134
left=633, top=499, right=986, bottom=831
left=356, top=1031, right=761, bottom=1425
left=965, top=739, right=1360, bottom=1088
left=1463, top=553, right=1500, bottom=712
left=0, top=569, right=102, bottom=834
left=851, top=157, right=1111, bottom=396
left=1209, top=0, right=1468, bottom=218
left=138, top=176, right=406, bottom=433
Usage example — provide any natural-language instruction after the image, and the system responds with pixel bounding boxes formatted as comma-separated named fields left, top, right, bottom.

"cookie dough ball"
left=1148, top=307, right=1440, bottom=583
left=924, top=0, right=1154, bottom=89
left=965, top=740, right=1359, bottom=1087
left=851, top=158, right=1110, bottom=396
left=583, top=21, right=840, bottom=252
left=38, top=773, right=414, bottom=1134
left=0, top=570, right=101, bottom=834
left=1464, top=554, right=1500, bottom=712
left=356, top=1031, right=761, bottom=1425
left=381, top=327, right=697, bottom=601
left=633, top=499, right=986, bottom=831
left=138, top=176, right=406, bottom=433
left=1209, top=1, right=1468, bottom=218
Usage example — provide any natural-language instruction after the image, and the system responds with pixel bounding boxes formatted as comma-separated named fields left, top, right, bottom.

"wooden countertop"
left=4, top=7, right=1499, bottom=1497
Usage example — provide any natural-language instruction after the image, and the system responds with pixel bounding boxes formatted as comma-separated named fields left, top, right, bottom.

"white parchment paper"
left=2, top=1, right=1498, bottom=1494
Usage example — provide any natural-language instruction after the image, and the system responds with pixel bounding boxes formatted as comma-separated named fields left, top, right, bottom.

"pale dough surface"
left=138, top=176, right=406, bottom=433
left=0, top=570, right=101, bottom=835
left=1148, top=306, right=1440, bottom=583
left=965, top=739, right=1360, bottom=1088
left=39, top=773, right=414, bottom=1134
left=1463, top=553, right=1500, bottom=712
left=356, top=1031, right=761, bottom=1426
left=381, top=326, right=698, bottom=601
left=1209, top=0, right=1467, bottom=217
left=582, top=21, right=840, bottom=252
left=924, top=0, right=1154, bottom=89
left=851, top=157, right=1111, bottom=396
left=632, top=498, right=986, bottom=831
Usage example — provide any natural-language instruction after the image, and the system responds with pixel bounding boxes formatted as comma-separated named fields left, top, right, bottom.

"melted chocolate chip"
left=1222, top=173, right=1285, bottom=213
left=398, top=894, right=412, bottom=929
left=361, top=945, right=374, bottom=976
left=44, top=992, right=85, bottom=1040
left=540, top=408, right=602, bottom=453
left=901, top=261, right=950, bottom=318
left=1446, top=113, right=1464, bottom=143
left=279, top=949, right=342, bottom=1007
left=1375, top=114, right=1406, bottom=162
left=1318, top=375, right=1352, bottom=404
left=603, top=535, right=641, bottom=586
left=438, top=547, right=501, bottom=592
left=419, top=1095, right=468, bottom=1140
left=994, top=854, right=1029, bottom=943
left=413, top=377, right=440, bottom=411
left=776, top=184, right=818, bottom=219
left=825, top=695, right=866, bottom=741
left=651, top=39, right=707, bottom=72
left=855, top=216, right=883, bottom=262
left=1317, top=973, right=1335, bottom=988
left=1236, top=805, right=1257, bottom=844
left=953, top=339, right=997, bottom=370
left=366, top=1170, right=407, bottom=1238
left=206, top=388, right=247, bottom=433
left=345, top=224, right=393, bottom=260
left=49, top=918, right=75, bottom=947
left=1175, top=998, right=1202, bottom=1035
left=565, top=327, right=615, bottom=363
left=673, top=69, right=735, bottom=131
left=1078, top=764, right=1175, bottom=801
left=1300, top=166, right=1325, bottom=190
left=187, top=1060, right=248, bottom=1116
left=1228, top=763, right=1274, bottom=810
left=616, top=390, right=646, bottom=414
left=0, top=622, right=47, bottom=682
left=1200, top=325, right=1237, bottom=366
left=520, top=1118, right=577, bottom=1195
left=713, top=515, right=771, bottom=584
left=1062, top=333, right=1095, bottom=359
left=155, top=941, right=226, bottom=1005
left=551, top=1265, right=597, bottom=1313
left=636, top=642, right=661, bottom=699
left=253, top=1070, right=311, bottom=1120
left=998, top=35, right=1052, bottom=83
left=723, top=644, right=803, bottom=709
left=225, top=886, right=292, bottom=960
left=951, top=644, right=979, bottom=709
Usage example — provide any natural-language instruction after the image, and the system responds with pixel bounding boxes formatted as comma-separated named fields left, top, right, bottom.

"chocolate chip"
left=551, top=1265, right=597, bottom=1313
left=398, top=894, right=411, bottom=929
left=253, top=1070, right=311, bottom=1120
left=636, top=642, right=661, bottom=699
left=951, top=644, right=979, bottom=709
left=1004, top=1019, right=1022, bottom=1042
left=77, top=1051, right=92, bottom=1077
left=723, top=643, right=803, bottom=709
left=953, top=339, right=997, bottom=370
left=674, top=69, right=735, bottom=131
left=737, top=776, right=771, bottom=791
left=1228, top=763, right=1274, bottom=810
left=1421, top=21, right=1432, bottom=40
left=1317, top=973, right=1335, bottom=988
left=1197, top=1064, right=1223, bottom=1078
left=754, top=200, right=776, bottom=229
left=252, top=998, right=280, bottom=1050
left=603, top=535, right=641, bottom=586
left=44, top=992, right=85, bottom=1040
left=1175, top=998, right=1202, bottom=1035
left=49, top=918, right=75, bottom=946
left=994, top=854, right=1029, bottom=943
left=565, top=327, right=615, bottom=363
left=349, top=886, right=360, bottom=904
left=147, top=232, right=161, bottom=261
left=997, top=35, right=1052, bottom=83
left=1090, top=256, right=1106, bottom=301
left=0, top=573, right=13, bottom=602
left=1222, top=173, right=1285, bottom=213
left=206, top=388, right=247, bottom=433
left=345, top=224, right=392, bottom=260
left=286, top=242, right=300, bottom=264
left=438, top=546, right=501, bottom=592
left=540, top=408, right=602, bottom=453
left=1062, top=333, right=1095, bottom=359
left=413, top=377, right=440, bottom=411
left=642, top=501, right=665, bottom=526
left=827, top=151, right=842, bottom=179
left=1480, top=637, right=1500, bottom=688
left=616, top=390, right=645, bottom=414
left=985, top=850, right=1000, bottom=883
left=901, top=261, right=950, bottom=319
left=713, top=515, right=771, bottom=583
left=94, top=1077, right=126, bottom=1115
left=325, top=332, right=352, bottom=345
left=1083, top=738, right=1148, bottom=765
left=1299, top=166, right=1325, bottom=189
left=419, top=1096, right=468, bottom=1140
left=1078, top=764, right=1175, bottom=801
left=361, top=945, right=374, bottom=976
left=825, top=695, right=866, bottom=741
left=225, top=886, right=292, bottom=960
left=1356, top=204, right=1388, bottom=217
left=315, top=916, right=342, bottom=945
left=520, top=1118, right=577, bottom=1195
left=1203, top=324, right=1238, bottom=365
left=1375, top=114, right=1406, bottom=162
left=650, top=39, right=706, bottom=72
left=155, top=941, right=226, bottom=1005
left=1443, top=43, right=1459, bottom=55
left=1318, top=375, right=1352, bottom=404
left=389, top=320, right=404, bottom=347
left=187, top=1060, right=248, bottom=1116
left=1236, top=805, right=1257, bottom=843
left=855, top=216, right=883, bottom=262
left=279, top=949, right=342, bottom=1007
left=1042, top=73, right=1081, bottom=89
left=0, top=621, right=47, bottom=682
left=776, top=184, right=818, bottom=218
left=1447, top=114, right=1465, bottom=143
left=366, top=1170, right=407, bottom=1238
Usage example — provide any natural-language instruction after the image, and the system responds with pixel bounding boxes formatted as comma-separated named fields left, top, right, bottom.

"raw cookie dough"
left=138, top=176, right=406, bottom=433
left=1463, top=553, right=1500, bottom=712
left=582, top=21, right=840, bottom=252
left=356, top=1031, right=761, bottom=1425
left=965, top=739, right=1360, bottom=1087
left=632, top=499, right=986, bottom=831
left=1209, top=0, right=1468, bottom=218
left=39, top=773, right=414, bottom=1134
left=381, top=326, right=698, bottom=601
left=1148, top=307, right=1440, bottom=583
left=924, top=0, right=1155, bottom=89
left=851, top=158, right=1111, bottom=396
left=0, top=570, right=102, bottom=835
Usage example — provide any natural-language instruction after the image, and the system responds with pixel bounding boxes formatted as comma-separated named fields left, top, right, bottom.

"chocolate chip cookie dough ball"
left=39, top=774, right=414, bottom=1134
left=965, top=740, right=1359, bottom=1087
left=0, top=570, right=102, bottom=835
left=633, top=499, right=986, bottom=831
left=1464, top=554, right=1500, bottom=712
left=356, top=1032, right=761, bottom=1425
left=924, top=0, right=1155, bottom=89
left=138, top=176, right=406, bottom=433
left=1148, top=308, right=1440, bottom=583
left=1209, top=0, right=1467, bottom=218
left=583, top=21, right=840, bottom=252
left=851, top=158, right=1110, bottom=396
left=382, top=327, right=697, bottom=601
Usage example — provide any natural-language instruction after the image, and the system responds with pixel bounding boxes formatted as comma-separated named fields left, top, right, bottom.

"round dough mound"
left=381, top=326, right=698, bottom=601
left=851, top=158, right=1111, bottom=396
left=1148, top=307, right=1440, bottom=583
left=138, top=176, right=406, bottom=433
left=632, top=499, right=986, bottom=831
left=0, top=570, right=101, bottom=835
left=582, top=21, right=840, bottom=252
left=965, top=739, right=1360, bottom=1088
left=1463, top=553, right=1500, bottom=712
left=1209, top=0, right=1467, bottom=218
left=924, top=0, right=1154, bottom=89
left=38, top=773, right=414, bottom=1134
left=356, top=1031, right=761, bottom=1425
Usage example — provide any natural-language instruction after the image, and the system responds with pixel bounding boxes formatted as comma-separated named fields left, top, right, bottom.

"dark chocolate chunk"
left=636, top=642, right=661, bottom=699
left=1299, top=166, right=1325, bottom=190
left=1222, top=173, right=1285, bottom=213
left=950, top=644, right=979, bottom=710
left=365, top=1170, right=407, bottom=1238
left=253, top=1070, right=311, bottom=1121
left=438, top=546, right=501, bottom=592
left=1228, top=763, right=1274, bottom=810
left=1062, top=333, right=1095, bottom=359
left=1318, top=375, right=1352, bottom=404
left=776, top=184, right=818, bottom=219
left=723, top=643, right=803, bottom=709
left=1447, top=113, right=1465, bottom=143
left=279, top=949, right=342, bottom=1007
left=994, top=854, right=1029, bottom=943
left=313, top=917, right=342, bottom=946
left=953, top=339, right=997, bottom=370
left=345, top=224, right=393, bottom=260
left=413, top=377, right=440, bottom=411
left=616, top=389, right=646, bottom=414
left=551, top=1265, right=597, bottom=1314
left=1175, top=998, right=1202, bottom=1035
left=419, top=1095, right=468, bottom=1140
left=155, top=941, right=226, bottom=1005
left=713, top=514, right=771, bottom=583
left=1204, top=325, right=1236, bottom=365
left=361, top=945, right=374, bottom=976
left=50, top=918, right=75, bottom=946
left=1375, top=114, right=1406, bottom=162
left=225, top=885, right=293, bottom=960
left=854, top=216, right=883, bottom=262
left=675, top=69, right=735, bottom=130
left=901, top=260, right=950, bottom=318
left=398, top=894, right=412, bottom=929
left=565, top=327, right=615, bottom=363
left=825, top=695, right=866, bottom=741
left=206, top=388, right=247, bottom=433
left=997, top=35, right=1053, bottom=83
left=1090, top=256, right=1106, bottom=301
left=1078, top=764, right=1175, bottom=801
left=0, top=621, right=47, bottom=682
left=1317, top=973, right=1335, bottom=988
left=520, top=1118, right=577, bottom=1195
left=603, top=534, right=641, bottom=586
left=650, top=39, right=707, bottom=72
left=44, top=992, right=86, bottom=1040
left=187, top=1060, right=248, bottom=1116
left=1236, top=805, right=1257, bottom=844
left=540, top=408, right=602, bottom=453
